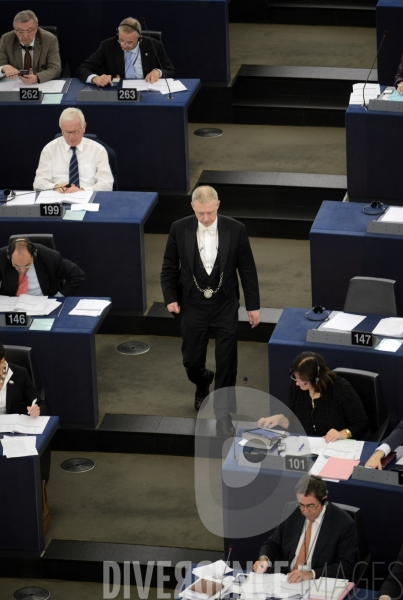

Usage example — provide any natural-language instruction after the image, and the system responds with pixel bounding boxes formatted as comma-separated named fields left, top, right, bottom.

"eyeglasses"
left=117, top=39, right=136, bottom=47
left=296, top=501, right=320, bottom=511
left=290, top=375, right=310, bottom=385
left=15, top=27, right=37, bottom=34
left=12, top=262, right=32, bottom=272
left=62, top=129, right=82, bottom=137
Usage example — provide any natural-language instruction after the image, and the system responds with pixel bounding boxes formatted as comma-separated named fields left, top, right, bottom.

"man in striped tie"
left=33, top=107, right=113, bottom=192
left=253, top=475, right=357, bottom=583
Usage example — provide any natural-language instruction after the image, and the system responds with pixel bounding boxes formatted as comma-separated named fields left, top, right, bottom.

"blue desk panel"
left=310, top=200, right=403, bottom=311
left=268, top=308, right=403, bottom=429
left=0, top=416, right=59, bottom=554
left=0, top=298, right=110, bottom=426
left=223, top=439, right=403, bottom=580
left=376, top=0, right=403, bottom=86
left=0, top=192, right=158, bottom=312
left=0, top=78, right=200, bottom=191
left=0, top=1, right=229, bottom=83
left=346, top=104, right=403, bottom=202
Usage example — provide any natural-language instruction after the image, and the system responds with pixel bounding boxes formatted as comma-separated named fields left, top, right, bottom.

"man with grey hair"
left=76, top=17, right=175, bottom=87
left=0, top=10, right=61, bottom=83
left=33, top=107, right=113, bottom=192
left=161, top=185, right=260, bottom=437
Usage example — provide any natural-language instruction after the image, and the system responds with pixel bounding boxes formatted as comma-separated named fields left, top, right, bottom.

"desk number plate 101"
left=5, top=312, right=29, bottom=327
left=351, top=331, right=373, bottom=347
left=118, top=88, right=140, bottom=102
left=285, top=455, right=311, bottom=472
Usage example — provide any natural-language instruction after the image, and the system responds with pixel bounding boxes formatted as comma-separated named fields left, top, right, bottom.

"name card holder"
left=367, top=220, right=403, bottom=236
left=77, top=89, right=141, bottom=102
left=0, top=90, right=43, bottom=103
left=306, top=328, right=379, bottom=348
left=352, top=465, right=401, bottom=487
left=368, top=98, right=403, bottom=113
left=0, top=205, right=66, bottom=218
left=0, top=313, right=32, bottom=328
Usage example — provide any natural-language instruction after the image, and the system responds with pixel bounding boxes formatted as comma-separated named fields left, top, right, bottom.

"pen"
left=31, top=399, right=37, bottom=406
left=298, top=443, right=305, bottom=451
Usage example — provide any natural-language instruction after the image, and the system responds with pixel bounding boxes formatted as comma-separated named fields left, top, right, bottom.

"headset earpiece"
left=7, top=238, right=37, bottom=261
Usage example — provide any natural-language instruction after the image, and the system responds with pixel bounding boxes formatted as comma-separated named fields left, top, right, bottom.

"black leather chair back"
left=344, top=276, right=401, bottom=317
left=41, top=25, right=70, bottom=77
left=4, top=345, right=45, bottom=400
left=9, top=234, right=55, bottom=250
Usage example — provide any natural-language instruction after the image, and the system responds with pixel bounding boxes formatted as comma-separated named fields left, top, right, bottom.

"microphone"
left=217, top=545, right=233, bottom=600
left=362, top=30, right=387, bottom=108
left=1, top=185, right=71, bottom=202
left=139, top=17, right=174, bottom=100
left=232, top=377, right=248, bottom=460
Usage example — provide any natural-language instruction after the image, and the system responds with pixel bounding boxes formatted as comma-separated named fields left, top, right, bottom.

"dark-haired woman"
left=258, top=351, right=371, bottom=442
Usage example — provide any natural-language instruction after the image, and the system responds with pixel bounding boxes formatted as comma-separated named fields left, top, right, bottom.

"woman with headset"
left=258, top=351, right=371, bottom=441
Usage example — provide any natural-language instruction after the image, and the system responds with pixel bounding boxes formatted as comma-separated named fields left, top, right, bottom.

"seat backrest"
left=4, top=345, right=45, bottom=399
left=344, top=276, right=401, bottom=317
left=54, top=133, right=118, bottom=190
left=9, top=234, right=56, bottom=250
left=142, top=30, right=162, bottom=42
left=41, top=25, right=70, bottom=77
left=333, top=367, right=389, bottom=442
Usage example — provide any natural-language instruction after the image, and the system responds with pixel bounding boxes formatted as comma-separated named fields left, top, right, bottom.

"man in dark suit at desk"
left=378, top=542, right=403, bottom=600
left=161, top=185, right=260, bottom=437
left=253, top=475, right=357, bottom=582
left=365, top=421, right=403, bottom=469
left=0, top=238, right=84, bottom=297
left=0, top=10, right=61, bottom=84
left=76, top=17, right=175, bottom=87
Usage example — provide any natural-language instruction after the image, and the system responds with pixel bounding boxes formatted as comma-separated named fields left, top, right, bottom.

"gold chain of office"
left=193, top=272, right=223, bottom=298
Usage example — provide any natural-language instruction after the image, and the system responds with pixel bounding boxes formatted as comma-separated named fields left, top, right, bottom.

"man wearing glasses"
left=0, top=238, right=84, bottom=296
left=33, top=107, right=113, bottom=192
left=253, top=475, right=357, bottom=583
left=76, top=17, right=175, bottom=87
left=0, top=10, right=61, bottom=84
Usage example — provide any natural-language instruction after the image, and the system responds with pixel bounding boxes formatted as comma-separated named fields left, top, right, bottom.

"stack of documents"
left=69, top=299, right=111, bottom=317
left=36, top=190, right=94, bottom=204
left=122, top=78, right=187, bottom=94
left=319, top=312, right=366, bottom=332
left=0, top=79, right=65, bottom=93
left=240, top=573, right=310, bottom=600
left=0, top=295, right=61, bottom=316
left=180, top=579, right=228, bottom=600
left=349, top=82, right=380, bottom=105
left=308, top=578, right=354, bottom=600
left=372, top=318, right=403, bottom=338
left=1, top=435, right=38, bottom=458
left=0, top=414, right=49, bottom=434
left=316, top=456, right=360, bottom=481
left=192, top=561, right=232, bottom=579
left=284, top=437, right=364, bottom=461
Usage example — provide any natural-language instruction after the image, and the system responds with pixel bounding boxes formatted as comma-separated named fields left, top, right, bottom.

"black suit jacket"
left=76, top=36, right=175, bottom=82
left=6, top=362, right=48, bottom=416
left=161, top=214, right=260, bottom=311
left=378, top=542, right=403, bottom=599
left=259, top=502, right=357, bottom=580
left=381, top=421, right=403, bottom=451
left=0, top=243, right=84, bottom=296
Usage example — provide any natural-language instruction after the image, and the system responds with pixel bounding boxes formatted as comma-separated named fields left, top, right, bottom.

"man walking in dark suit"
left=77, top=17, right=175, bottom=87
left=254, top=475, right=357, bottom=582
left=161, top=185, right=260, bottom=437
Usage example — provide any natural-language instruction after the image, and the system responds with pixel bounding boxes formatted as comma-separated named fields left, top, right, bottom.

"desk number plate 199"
left=40, top=203, right=62, bottom=217
left=285, top=455, right=310, bottom=472
left=19, top=87, right=40, bottom=101
left=118, top=88, right=139, bottom=102
left=5, top=312, right=28, bottom=327
left=351, top=331, right=373, bottom=347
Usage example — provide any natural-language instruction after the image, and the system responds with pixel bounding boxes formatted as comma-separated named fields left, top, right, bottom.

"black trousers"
left=180, top=294, right=239, bottom=419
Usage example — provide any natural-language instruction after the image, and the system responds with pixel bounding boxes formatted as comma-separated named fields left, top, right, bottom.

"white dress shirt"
left=0, top=36, right=36, bottom=77
left=0, top=365, right=13, bottom=415
left=33, top=135, right=113, bottom=191
left=196, top=218, right=218, bottom=275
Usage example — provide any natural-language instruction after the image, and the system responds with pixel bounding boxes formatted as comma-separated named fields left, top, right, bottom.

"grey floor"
left=7, top=21, right=376, bottom=599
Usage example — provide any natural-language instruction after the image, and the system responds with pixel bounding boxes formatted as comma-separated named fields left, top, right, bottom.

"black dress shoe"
left=194, top=369, right=214, bottom=411
left=216, top=415, right=236, bottom=438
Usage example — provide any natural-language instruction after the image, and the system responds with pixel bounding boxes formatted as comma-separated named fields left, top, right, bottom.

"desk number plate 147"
left=351, top=331, right=373, bottom=347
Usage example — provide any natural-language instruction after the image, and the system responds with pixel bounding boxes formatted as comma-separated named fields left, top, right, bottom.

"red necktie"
left=295, top=521, right=313, bottom=568
left=16, top=273, right=28, bottom=296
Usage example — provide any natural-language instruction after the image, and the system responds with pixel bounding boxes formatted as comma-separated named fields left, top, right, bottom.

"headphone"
left=305, top=305, right=330, bottom=322
left=306, top=351, right=320, bottom=384
left=362, top=200, right=385, bottom=215
left=116, top=21, right=142, bottom=40
left=7, top=238, right=37, bottom=261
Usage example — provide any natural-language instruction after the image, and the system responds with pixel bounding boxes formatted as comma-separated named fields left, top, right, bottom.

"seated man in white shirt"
left=33, top=107, right=114, bottom=192
left=365, top=421, right=403, bottom=469
left=253, top=475, right=357, bottom=582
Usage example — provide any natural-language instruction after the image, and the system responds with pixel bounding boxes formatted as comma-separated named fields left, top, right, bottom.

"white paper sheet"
left=122, top=78, right=187, bottom=94
left=4, top=191, right=37, bottom=205
left=378, top=206, right=403, bottom=223
left=70, top=203, right=99, bottom=212
left=36, top=190, right=94, bottom=204
left=69, top=299, right=111, bottom=317
left=1, top=435, right=38, bottom=457
left=2, top=79, right=66, bottom=93
left=372, top=317, right=403, bottom=338
left=321, top=312, right=366, bottom=332
left=0, top=414, right=49, bottom=435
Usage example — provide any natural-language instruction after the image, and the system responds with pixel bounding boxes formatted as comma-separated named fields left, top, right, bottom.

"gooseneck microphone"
left=139, top=17, right=174, bottom=100
left=218, top=545, right=233, bottom=600
left=232, top=377, right=248, bottom=460
left=362, top=31, right=387, bottom=109
left=1, top=185, right=71, bottom=203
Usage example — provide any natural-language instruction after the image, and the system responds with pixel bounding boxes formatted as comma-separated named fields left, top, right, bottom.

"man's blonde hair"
left=192, top=185, right=219, bottom=204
